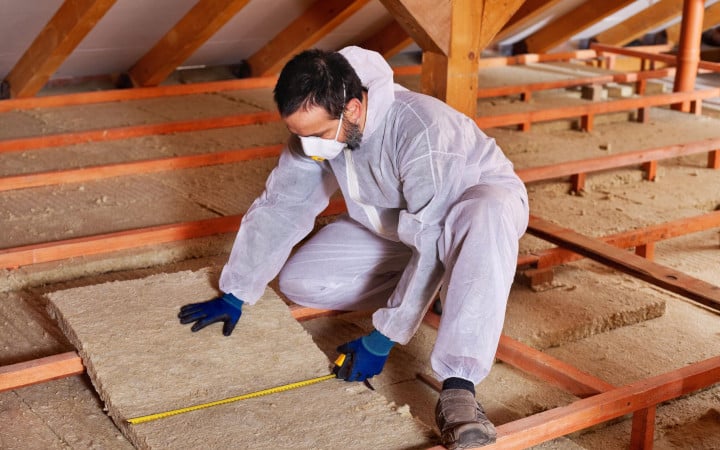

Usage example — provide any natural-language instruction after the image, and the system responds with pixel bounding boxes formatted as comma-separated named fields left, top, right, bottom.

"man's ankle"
left=442, top=377, right=475, bottom=395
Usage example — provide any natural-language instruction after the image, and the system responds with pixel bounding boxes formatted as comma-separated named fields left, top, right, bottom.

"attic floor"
left=1, top=63, right=719, bottom=449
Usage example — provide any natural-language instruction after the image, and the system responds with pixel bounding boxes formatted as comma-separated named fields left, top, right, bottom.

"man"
left=179, top=46, right=528, bottom=449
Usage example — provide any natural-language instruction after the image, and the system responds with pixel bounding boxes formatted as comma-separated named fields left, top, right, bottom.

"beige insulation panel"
left=46, top=269, right=432, bottom=449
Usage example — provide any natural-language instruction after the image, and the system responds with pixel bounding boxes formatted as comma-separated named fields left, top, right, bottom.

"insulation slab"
left=46, top=269, right=432, bottom=449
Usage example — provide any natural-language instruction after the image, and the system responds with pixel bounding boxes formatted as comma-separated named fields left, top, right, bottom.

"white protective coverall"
left=220, top=46, right=529, bottom=384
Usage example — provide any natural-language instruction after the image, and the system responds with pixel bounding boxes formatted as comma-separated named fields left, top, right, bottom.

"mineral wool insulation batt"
left=47, top=268, right=432, bottom=449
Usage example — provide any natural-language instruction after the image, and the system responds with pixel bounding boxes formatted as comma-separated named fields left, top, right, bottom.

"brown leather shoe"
left=435, top=389, right=497, bottom=449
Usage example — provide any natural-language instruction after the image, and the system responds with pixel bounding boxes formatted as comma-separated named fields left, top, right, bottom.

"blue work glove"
left=178, top=293, right=244, bottom=336
left=334, top=329, right=395, bottom=382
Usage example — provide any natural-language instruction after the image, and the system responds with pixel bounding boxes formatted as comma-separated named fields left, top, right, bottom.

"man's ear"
left=345, top=97, right=362, bottom=122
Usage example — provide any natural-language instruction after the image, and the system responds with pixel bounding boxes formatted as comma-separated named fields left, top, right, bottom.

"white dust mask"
left=299, top=112, right=346, bottom=161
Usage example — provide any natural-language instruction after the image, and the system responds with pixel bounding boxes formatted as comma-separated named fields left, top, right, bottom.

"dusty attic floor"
left=1, top=62, right=719, bottom=449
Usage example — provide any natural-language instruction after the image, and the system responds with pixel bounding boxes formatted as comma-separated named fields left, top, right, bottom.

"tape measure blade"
left=127, top=373, right=336, bottom=424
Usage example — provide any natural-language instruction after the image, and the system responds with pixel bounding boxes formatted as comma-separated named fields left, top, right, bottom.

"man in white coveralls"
left=179, top=46, right=528, bottom=449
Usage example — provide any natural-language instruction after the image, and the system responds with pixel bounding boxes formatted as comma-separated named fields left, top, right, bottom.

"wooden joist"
left=0, top=76, right=278, bottom=114
left=471, top=356, right=720, bottom=450
left=527, top=215, right=720, bottom=312
left=0, top=199, right=347, bottom=270
left=0, top=111, right=280, bottom=154
left=475, top=89, right=720, bottom=131
left=424, top=311, right=615, bottom=399
left=0, top=145, right=283, bottom=192
left=0, top=352, right=84, bottom=392
left=516, top=136, right=720, bottom=184
left=527, top=210, right=720, bottom=270
left=592, top=43, right=720, bottom=73
left=477, top=68, right=676, bottom=101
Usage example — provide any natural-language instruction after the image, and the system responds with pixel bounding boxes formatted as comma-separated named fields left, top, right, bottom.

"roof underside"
left=1, top=0, right=720, bottom=92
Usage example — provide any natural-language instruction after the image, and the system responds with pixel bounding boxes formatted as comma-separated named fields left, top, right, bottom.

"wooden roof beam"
left=378, top=0, right=450, bottom=55
left=492, top=0, right=566, bottom=45
left=246, top=0, right=370, bottom=77
left=595, top=0, right=684, bottom=47
left=666, top=1, right=720, bottom=45
left=419, top=0, right=525, bottom=117
left=358, top=20, right=414, bottom=59
left=2, top=0, right=117, bottom=99
left=523, top=0, right=637, bottom=54
left=128, top=0, right=251, bottom=87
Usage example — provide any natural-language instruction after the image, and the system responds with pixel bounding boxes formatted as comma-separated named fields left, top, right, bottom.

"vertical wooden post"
left=672, top=0, right=705, bottom=112
left=630, top=405, right=656, bottom=449
left=635, top=242, right=655, bottom=261
left=571, top=173, right=586, bottom=192
left=444, top=0, right=483, bottom=117
left=708, top=150, right=720, bottom=169
left=643, top=161, right=658, bottom=181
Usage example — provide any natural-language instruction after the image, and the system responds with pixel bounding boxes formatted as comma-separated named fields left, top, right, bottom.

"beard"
left=344, top=120, right=363, bottom=150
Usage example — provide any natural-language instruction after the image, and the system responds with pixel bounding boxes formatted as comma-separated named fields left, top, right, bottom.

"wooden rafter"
left=358, top=20, right=413, bottom=59
left=492, top=0, right=566, bottom=45
left=3, top=0, right=118, bottom=98
left=128, top=0, right=251, bottom=87
left=666, top=1, right=720, bottom=45
left=595, top=0, right=684, bottom=46
left=246, top=0, right=370, bottom=76
left=524, top=0, right=637, bottom=54
left=378, top=0, right=450, bottom=55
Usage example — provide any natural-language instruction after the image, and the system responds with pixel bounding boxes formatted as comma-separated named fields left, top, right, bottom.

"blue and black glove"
left=334, top=329, right=394, bottom=382
left=178, top=293, right=244, bottom=336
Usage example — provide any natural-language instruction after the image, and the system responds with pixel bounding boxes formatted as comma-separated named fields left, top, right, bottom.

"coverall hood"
left=338, top=46, right=405, bottom=143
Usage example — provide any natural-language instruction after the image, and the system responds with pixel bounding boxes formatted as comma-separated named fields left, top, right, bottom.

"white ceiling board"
left=54, top=0, right=198, bottom=79
left=0, top=1, right=63, bottom=78
left=0, top=0, right=698, bottom=82
left=314, top=0, right=396, bottom=51
left=184, top=0, right=316, bottom=68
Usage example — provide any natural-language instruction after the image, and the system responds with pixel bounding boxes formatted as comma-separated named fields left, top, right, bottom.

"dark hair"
left=273, top=49, right=363, bottom=119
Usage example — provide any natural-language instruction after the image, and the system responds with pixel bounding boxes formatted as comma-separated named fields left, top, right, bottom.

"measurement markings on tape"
left=127, top=373, right=336, bottom=425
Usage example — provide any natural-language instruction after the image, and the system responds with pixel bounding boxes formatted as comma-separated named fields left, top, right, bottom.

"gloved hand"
left=334, top=329, right=394, bottom=381
left=178, top=293, right=244, bottom=336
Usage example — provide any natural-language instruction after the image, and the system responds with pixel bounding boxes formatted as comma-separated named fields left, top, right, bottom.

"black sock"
left=442, top=377, right=475, bottom=395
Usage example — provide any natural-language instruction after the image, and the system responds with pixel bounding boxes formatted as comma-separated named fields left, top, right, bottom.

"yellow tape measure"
left=126, top=373, right=336, bottom=425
